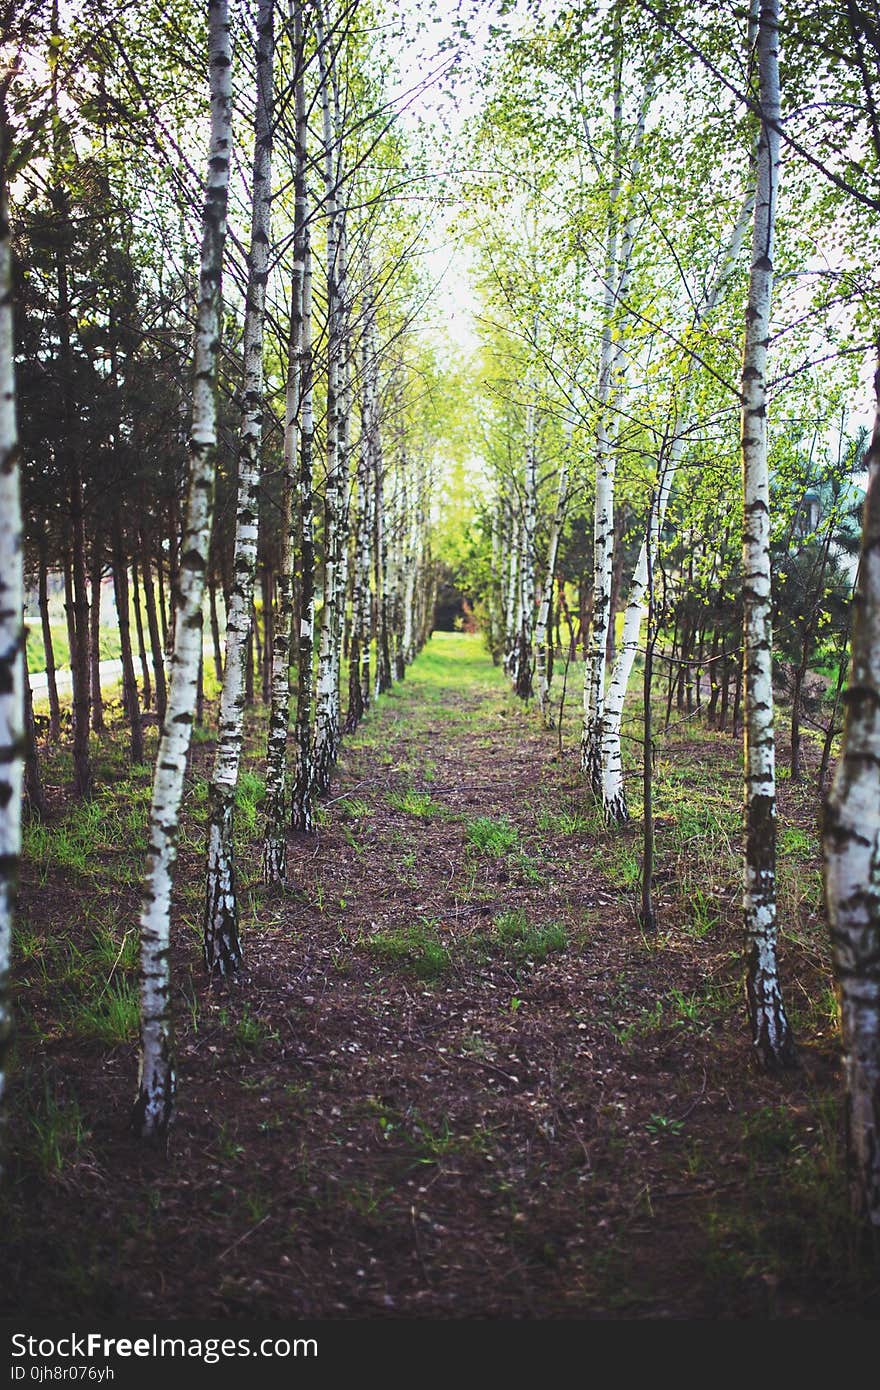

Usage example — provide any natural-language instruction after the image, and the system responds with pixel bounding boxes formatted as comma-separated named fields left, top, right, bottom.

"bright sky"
left=381, top=0, right=542, bottom=361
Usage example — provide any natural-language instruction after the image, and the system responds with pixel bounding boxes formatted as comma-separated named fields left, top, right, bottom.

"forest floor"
left=5, top=632, right=880, bottom=1321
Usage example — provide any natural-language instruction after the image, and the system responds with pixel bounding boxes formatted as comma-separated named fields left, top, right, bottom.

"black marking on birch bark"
left=831, top=943, right=880, bottom=972
left=823, top=818, right=873, bottom=853
left=744, top=940, right=796, bottom=1070
left=131, top=1074, right=175, bottom=1142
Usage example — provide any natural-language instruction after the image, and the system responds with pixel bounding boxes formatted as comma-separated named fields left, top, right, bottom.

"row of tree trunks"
left=31, top=537, right=170, bottom=747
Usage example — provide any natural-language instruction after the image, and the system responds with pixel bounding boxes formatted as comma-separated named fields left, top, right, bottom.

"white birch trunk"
left=134, top=0, right=232, bottom=1139
left=503, top=502, right=519, bottom=676
left=290, top=230, right=316, bottom=833
left=599, top=173, right=756, bottom=823
left=374, top=446, right=392, bottom=697
left=388, top=411, right=408, bottom=682
left=356, top=300, right=378, bottom=714
left=513, top=395, right=538, bottom=699
left=822, top=348, right=880, bottom=1229
left=407, top=452, right=430, bottom=664
left=401, top=499, right=420, bottom=667
left=488, top=505, right=502, bottom=663
left=333, top=318, right=352, bottom=715
left=0, top=157, right=23, bottom=1167
left=313, top=6, right=344, bottom=792
left=582, top=78, right=653, bottom=790
left=345, top=320, right=373, bottom=733
left=204, top=0, right=274, bottom=974
left=372, top=352, right=392, bottom=697
left=263, top=0, right=306, bottom=881
left=511, top=516, right=526, bottom=681
left=535, top=438, right=570, bottom=725
left=740, top=0, right=794, bottom=1069
left=581, top=55, right=624, bottom=786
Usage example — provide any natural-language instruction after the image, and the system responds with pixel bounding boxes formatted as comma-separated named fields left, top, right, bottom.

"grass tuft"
left=465, top=816, right=518, bottom=857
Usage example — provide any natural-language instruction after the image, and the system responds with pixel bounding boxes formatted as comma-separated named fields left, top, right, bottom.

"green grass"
left=387, top=789, right=443, bottom=818
left=596, top=840, right=641, bottom=890
left=22, top=782, right=151, bottom=883
left=236, top=770, right=265, bottom=835
left=25, top=620, right=123, bottom=675
left=404, top=632, right=507, bottom=695
left=536, top=803, right=599, bottom=836
left=363, top=919, right=450, bottom=980
left=29, top=1082, right=91, bottom=1178
left=465, top=816, right=519, bottom=857
left=699, top=1097, right=879, bottom=1313
left=72, top=976, right=139, bottom=1044
left=87, top=921, right=138, bottom=973
left=230, top=1007, right=279, bottom=1051
left=779, top=825, right=813, bottom=857
left=685, top=887, right=720, bottom=939
left=365, top=1098, right=490, bottom=1167
left=490, top=909, right=567, bottom=962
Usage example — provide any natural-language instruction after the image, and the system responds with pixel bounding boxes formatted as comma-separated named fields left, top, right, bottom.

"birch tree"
left=204, top=0, right=274, bottom=976
left=512, top=389, right=537, bottom=699
left=599, top=187, right=755, bottom=824
left=312, top=4, right=346, bottom=795
left=48, top=0, right=91, bottom=800
left=535, top=435, right=570, bottom=724
left=0, top=110, right=23, bottom=1169
left=289, top=227, right=316, bottom=834
left=264, top=0, right=308, bottom=879
left=822, top=349, right=880, bottom=1232
left=133, top=0, right=233, bottom=1140
left=346, top=290, right=377, bottom=732
left=740, top=0, right=794, bottom=1069
left=581, top=64, right=653, bottom=792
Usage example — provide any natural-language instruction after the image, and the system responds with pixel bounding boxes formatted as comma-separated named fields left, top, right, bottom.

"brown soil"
left=5, top=635, right=879, bottom=1320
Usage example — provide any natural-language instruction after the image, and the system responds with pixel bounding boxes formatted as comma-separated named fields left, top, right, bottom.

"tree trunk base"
left=603, top=784, right=630, bottom=827
left=746, top=965, right=797, bottom=1071
left=204, top=798, right=243, bottom=978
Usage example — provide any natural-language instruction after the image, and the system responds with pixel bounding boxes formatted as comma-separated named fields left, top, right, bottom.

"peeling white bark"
left=513, top=391, right=538, bottom=700
left=313, top=5, right=346, bottom=793
left=593, top=75, right=758, bottom=824
left=204, top=0, right=274, bottom=973
left=535, top=431, right=570, bottom=725
left=350, top=293, right=379, bottom=723
left=599, top=186, right=755, bottom=824
left=503, top=503, right=520, bottom=676
left=263, top=7, right=306, bottom=881
left=0, top=161, right=23, bottom=1165
left=740, top=0, right=793, bottom=1069
left=290, top=230, right=316, bottom=833
left=134, top=0, right=233, bottom=1140
left=823, top=349, right=880, bottom=1228
left=582, top=73, right=652, bottom=790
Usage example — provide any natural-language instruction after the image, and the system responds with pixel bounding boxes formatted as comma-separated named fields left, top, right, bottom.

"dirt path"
left=7, top=633, right=877, bottom=1319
